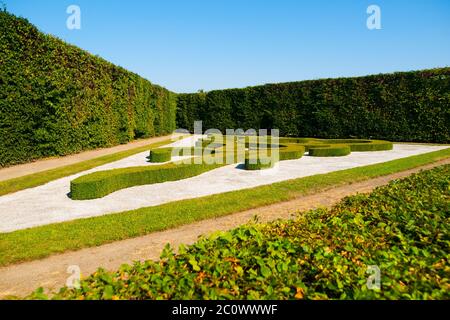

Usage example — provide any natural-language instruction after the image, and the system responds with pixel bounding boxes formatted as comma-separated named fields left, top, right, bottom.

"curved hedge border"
left=70, top=137, right=391, bottom=199
left=320, top=139, right=394, bottom=152
left=308, top=145, right=351, bottom=157
left=149, top=148, right=172, bottom=163
left=244, top=154, right=277, bottom=170
left=70, top=161, right=223, bottom=200
left=279, top=144, right=306, bottom=160
left=150, top=147, right=211, bottom=163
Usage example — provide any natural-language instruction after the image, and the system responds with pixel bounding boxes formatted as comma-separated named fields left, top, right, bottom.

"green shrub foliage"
left=37, top=165, right=450, bottom=299
left=70, top=161, right=223, bottom=200
left=1, top=9, right=446, bottom=168
left=149, top=148, right=172, bottom=163
left=308, top=145, right=351, bottom=157
left=0, top=11, right=176, bottom=167
left=244, top=155, right=276, bottom=170
left=177, top=68, right=450, bottom=143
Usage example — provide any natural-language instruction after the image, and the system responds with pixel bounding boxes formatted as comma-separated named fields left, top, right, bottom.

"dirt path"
left=0, top=158, right=448, bottom=298
left=0, top=135, right=173, bottom=182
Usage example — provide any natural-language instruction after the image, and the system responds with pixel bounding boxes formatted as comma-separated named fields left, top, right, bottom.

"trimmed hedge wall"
left=3, top=8, right=437, bottom=169
left=323, top=139, right=393, bottom=152
left=70, top=161, right=223, bottom=200
left=0, top=11, right=176, bottom=167
left=176, top=68, right=450, bottom=143
left=279, top=144, right=306, bottom=160
left=244, top=156, right=275, bottom=170
left=149, top=148, right=172, bottom=163
left=308, top=145, right=351, bottom=157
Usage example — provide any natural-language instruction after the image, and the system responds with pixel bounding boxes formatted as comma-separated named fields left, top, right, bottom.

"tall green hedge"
left=0, top=11, right=176, bottom=167
left=177, top=68, right=450, bottom=143
left=2, top=9, right=449, bottom=168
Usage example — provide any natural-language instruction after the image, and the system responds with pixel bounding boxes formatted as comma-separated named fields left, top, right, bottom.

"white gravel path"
left=0, top=142, right=447, bottom=233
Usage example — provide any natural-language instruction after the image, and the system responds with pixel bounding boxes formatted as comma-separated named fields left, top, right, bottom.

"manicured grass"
left=0, top=138, right=174, bottom=196
left=0, top=147, right=448, bottom=267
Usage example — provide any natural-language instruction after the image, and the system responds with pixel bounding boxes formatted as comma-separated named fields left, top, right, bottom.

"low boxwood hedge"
left=350, top=141, right=393, bottom=152
left=150, top=147, right=207, bottom=163
left=241, top=142, right=306, bottom=169
left=279, top=137, right=321, bottom=144
left=195, top=139, right=225, bottom=149
left=321, top=139, right=394, bottom=152
left=41, top=164, right=450, bottom=300
left=149, top=148, right=172, bottom=163
left=279, top=144, right=306, bottom=160
left=308, top=145, right=351, bottom=157
left=244, top=155, right=277, bottom=170
left=70, top=161, right=223, bottom=200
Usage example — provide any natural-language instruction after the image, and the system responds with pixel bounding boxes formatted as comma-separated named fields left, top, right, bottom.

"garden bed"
left=71, top=137, right=390, bottom=199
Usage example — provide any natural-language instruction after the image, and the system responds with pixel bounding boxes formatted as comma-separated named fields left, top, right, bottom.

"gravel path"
left=0, top=143, right=447, bottom=233
left=1, top=158, right=448, bottom=299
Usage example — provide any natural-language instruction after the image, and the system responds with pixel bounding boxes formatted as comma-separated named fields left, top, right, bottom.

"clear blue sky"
left=4, top=0, right=450, bottom=92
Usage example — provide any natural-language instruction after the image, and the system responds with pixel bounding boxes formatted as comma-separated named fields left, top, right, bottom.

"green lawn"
left=0, top=147, right=448, bottom=267
left=0, top=138, right=174, bottom=196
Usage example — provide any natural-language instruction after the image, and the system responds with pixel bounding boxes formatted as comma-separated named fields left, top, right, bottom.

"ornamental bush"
left=244, top=155, right=276, bottom=170
left=0, top=11, right=176, bottom=167
left=38, top=164, right=450, bottom=300
left=149, top=148, right=172, bottom=163
left=70, top=161, right=224, bottom=200
left=308, top=145, right=351, bottom=157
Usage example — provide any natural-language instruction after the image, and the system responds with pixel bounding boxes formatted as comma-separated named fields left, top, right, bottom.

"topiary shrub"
left=70, top=161, right=224, bottom=200
left=244, top=155, right=277, bottom=170
left=149, top=148, right=172, bottom=163
left=323, top=139, right=393, bottom=151
left=279, top=137, right=321, bottom=144
left=279, top=144, right=306, bottom=160
left=349, top=141, right=393, bottom=152
left=308, top=145, right=351, bottom=157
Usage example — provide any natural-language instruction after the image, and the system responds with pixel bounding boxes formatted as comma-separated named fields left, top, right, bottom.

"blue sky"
left=4, top=0, right=450, bottom=92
